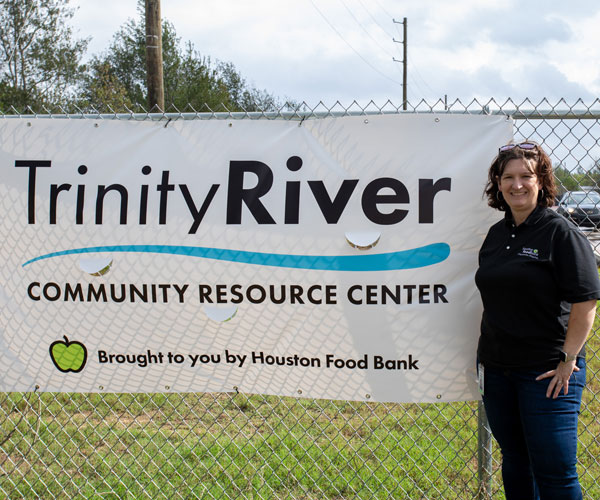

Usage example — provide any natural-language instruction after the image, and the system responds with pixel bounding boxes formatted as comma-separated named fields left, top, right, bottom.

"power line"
left=351, top=1, right=410, bottom=96
left=308, top=0, right=404, bottom=88
left=338, top=0, right=394, bottom=59
left=371, top=0, right=395, bottom=20
left=355, top=0, right=396, bottom=39
left=408, top=54, right=440, bottom=98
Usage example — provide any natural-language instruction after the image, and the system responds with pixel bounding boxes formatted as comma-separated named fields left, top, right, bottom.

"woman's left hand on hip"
left=536, top=360, right=579, bottom=399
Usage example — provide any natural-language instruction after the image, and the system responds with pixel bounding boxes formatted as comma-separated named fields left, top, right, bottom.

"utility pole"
left=393, top=17, right=407, bottom=110
left=145, top=0, right=164, bottom=111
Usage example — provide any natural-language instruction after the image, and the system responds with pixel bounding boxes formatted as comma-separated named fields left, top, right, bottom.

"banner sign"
left=0, top=114, right=512, bottom=401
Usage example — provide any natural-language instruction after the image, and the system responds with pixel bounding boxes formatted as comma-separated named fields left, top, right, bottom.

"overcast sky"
left=70, top=0, right=600, bottom=107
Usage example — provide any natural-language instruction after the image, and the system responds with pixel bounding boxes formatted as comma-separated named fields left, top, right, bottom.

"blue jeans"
left=481, top=358, right=586, bottom=500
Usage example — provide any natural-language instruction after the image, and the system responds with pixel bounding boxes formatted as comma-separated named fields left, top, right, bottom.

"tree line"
left=0, top=0, right=291, bottom=112
left=554, top=163, right=600, bottom=196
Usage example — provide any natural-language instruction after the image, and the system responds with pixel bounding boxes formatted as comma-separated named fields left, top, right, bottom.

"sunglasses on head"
left=498, top=142, right=538, bottom=154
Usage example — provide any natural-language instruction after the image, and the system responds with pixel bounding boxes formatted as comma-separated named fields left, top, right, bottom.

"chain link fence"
left=1, top=98, right=600, bottom=499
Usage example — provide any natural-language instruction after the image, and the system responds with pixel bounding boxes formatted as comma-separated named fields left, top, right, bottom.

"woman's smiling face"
left=498, top=158, right=542, bottom=221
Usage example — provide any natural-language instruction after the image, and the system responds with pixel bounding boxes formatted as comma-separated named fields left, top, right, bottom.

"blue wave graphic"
left=22, top=243, right=450, bottom=271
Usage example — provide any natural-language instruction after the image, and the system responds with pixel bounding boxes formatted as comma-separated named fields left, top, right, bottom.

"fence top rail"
left=1, top=109, right=600, bottom=121
left=1, top=97, right=600, bottom=120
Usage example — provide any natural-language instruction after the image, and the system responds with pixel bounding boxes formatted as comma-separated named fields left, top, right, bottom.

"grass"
left=1, top=322, right=600, bottom=499
left=0, top=393, right=482, bottom=498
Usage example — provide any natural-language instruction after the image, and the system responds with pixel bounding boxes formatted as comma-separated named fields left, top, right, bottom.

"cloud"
left=435, top=63, right=596, bottom=102
left=415, top=7, right=573, bottom=51
left=485, top=15, right=572, bottom=48
left=69, top=0, right=600, bottom=106
left=506, top=63, right=596, bottom=100
left=241, top=52, right=404, bottom=105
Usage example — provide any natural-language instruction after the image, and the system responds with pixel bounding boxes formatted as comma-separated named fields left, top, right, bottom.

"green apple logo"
left=49, top=336, right=88, bottom=373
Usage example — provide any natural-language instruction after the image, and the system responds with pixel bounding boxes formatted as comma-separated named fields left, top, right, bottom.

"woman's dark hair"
left=484, top=142, right=557, bottom=211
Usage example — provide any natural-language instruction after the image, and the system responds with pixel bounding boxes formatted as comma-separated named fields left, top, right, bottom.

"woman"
left=475, top=141, right=600, bottom=500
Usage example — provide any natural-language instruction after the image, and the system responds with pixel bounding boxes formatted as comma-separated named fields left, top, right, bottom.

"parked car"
left=556, top=191, right=600, bottom=228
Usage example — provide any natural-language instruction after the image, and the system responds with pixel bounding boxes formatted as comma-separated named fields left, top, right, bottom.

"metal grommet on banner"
left=365, top=394, right=371, bottom=400
left=94, top=123, right=99, bottom=128
left=297, top=389, right=303, bottom=395
left=436, top=394, right=442, bottom=400
left=435, top=117, right=440, bottom=123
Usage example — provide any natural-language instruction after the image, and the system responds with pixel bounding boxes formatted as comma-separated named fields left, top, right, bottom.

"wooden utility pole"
left=393, top=17, right=407, bottom=110
left=145, top=0, right=164, bottom=111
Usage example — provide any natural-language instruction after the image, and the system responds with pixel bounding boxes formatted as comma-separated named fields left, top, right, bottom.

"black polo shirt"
left=475, top=205, right=600, bottom=370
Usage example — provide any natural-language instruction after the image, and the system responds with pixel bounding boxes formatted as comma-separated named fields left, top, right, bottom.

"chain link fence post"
left=477, top=400, right=493, bottom=499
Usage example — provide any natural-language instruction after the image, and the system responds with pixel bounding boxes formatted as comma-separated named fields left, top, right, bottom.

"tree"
left=167, top=43, right=232, bottom=111
left=0, top=0, right=88, bottom=108
left=585, top=158, right=600, bottom=190
left=554, top=161, right=600, bottom=196
left=218, top=61, right=280, bottom=111
left=554, top=164, right=579, bottom=194
left=78, top=60, right=132, bottom=111
left=82, top=3, right=286, bottom=112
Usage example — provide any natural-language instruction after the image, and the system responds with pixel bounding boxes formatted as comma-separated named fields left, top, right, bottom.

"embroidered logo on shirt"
left=518, top=247, right=539, bottom=259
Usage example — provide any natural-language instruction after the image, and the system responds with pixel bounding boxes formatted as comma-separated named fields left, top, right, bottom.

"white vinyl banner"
left=0, top=114, right=512, bottom=401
